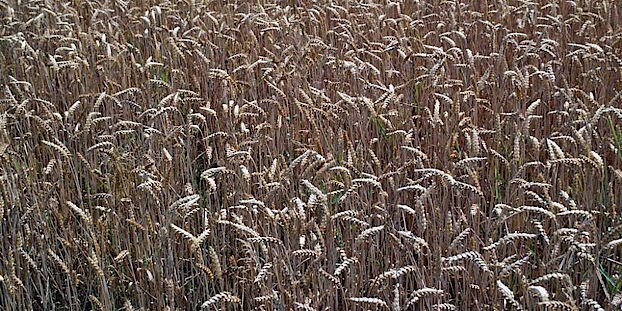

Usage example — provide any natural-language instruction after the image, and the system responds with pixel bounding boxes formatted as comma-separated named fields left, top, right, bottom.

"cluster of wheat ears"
left=0, top=0, right=621, bottom=310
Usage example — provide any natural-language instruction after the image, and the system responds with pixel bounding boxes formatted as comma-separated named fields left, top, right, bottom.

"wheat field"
left=0, top=0, right=621, bottom=310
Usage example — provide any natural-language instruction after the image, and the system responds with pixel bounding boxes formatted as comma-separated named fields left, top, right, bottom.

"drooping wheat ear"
left=86, top=141, right=114, bottom=153
left=442, top=251, right=482, bottom=264
left=579, top=281, right=605, bottom=311
left=66, top=201, right=92, bottom=225
left=406, top=287, right=444, bottom=308
left=192, top=228, right=211, bottom=252
left=356, top=225, right=385, bottom=242
left=484, top=232, right=537, bottom=250
left=397, top=231, right=429, bottom=251
left=286, top=149, right=312, bottom=174
left=89, top=295, right=105, bottom=311
left=254, top=291, right=278, bottom=303
left=497, top=280, right=524, bottom=311
left=123, top=300, right=134, bottom=311
left=171, top=224, right=197, bottom=243
left=246, top=236, right=283, bottom=245
left=533, top=221, right=550, bottom=245
left=432, top=303, right=456, bottom=310
left=500, top=253, right=531, bottom=277
left=520, top=206, right=556, bottom=219
left=348, top=297, right=388, bottom=308
left=30, top=114, right=54, bottom=135
left=547, top=139, right=565, bottom=161
left=292, top=249, right=320, bottom=259
left=334, top=256, right=358, bottom=276
left=450, top=228, right=471, bottom=250
left=43, top=158, right=57, bottom=174
left=311, top=221, right=326, bottom=256
left=371, top=265, right=416, bottom=287
left=302, top=179, right=327, bottom=203
left=556, top=210, right=593, bottom=221
left=201, top=292, right=241, bottom=308
left=538, top=301, right=578, bottom=311
left=583, top=299, right=605, bottom=311
left=608, top=238, right=622, bottom=249
left=114, top=250, right=130, bottom=263
left=217, top=219, right=260, bottom=237
left=528, top=285, right=550, bottom=302
left=529, top=273, right=571, bottom=285
left=195, top=263, right=214, bottom=280
left=392, top=284, right=401, bottom=311
left=48, top=249, right=70, bottom=275
left=319, top=268, right=340, bottom=286
left=41, top=139, right=71, bottom=159
left=254, top=262, right=273, bottom=284
left=126, top=218, right=146, bottom=232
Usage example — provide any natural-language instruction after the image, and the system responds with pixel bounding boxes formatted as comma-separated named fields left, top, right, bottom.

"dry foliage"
left=0, top=0, right=621, bottom=310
